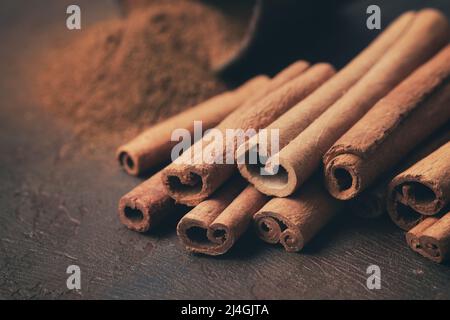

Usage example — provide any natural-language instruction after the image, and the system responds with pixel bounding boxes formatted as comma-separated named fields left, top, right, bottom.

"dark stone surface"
left=0, top=0, right=449, bottom=299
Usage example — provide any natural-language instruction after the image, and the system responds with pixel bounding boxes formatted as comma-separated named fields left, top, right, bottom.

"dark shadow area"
left=218, top=0, right=450, bottom=84
left=334, top=168, right=353, bottom=191
left=302, top=210, right=395, bottom=255
left=142, top=204, right=191, bottom=238
left=186, top=226, right=210, bottom=244
left=124, top=206, right=144, bottom=222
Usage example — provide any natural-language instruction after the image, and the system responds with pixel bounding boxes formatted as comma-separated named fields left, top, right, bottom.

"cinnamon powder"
left=36, top=1, right=245, bottom=140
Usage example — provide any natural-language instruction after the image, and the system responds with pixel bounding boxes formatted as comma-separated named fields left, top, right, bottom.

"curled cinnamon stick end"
left=388, top=142, right=450, bottom=230
left=406, top=217, right=439, bottom=256
left=118, top=172, right=175, bottom=232
left=237, top=11, right=417, bottom=196
left=162, top=63, right=335, bottom=206
left=406, top=212, right=450, bottom=263
left=324, top=44, right=450, bottom=201
left=419, top=213, right=450, bottom=263
left=177, top=180, right=268, bottom=255
left=348, top=124, right=450, bottom=219
left=117, top=75, right=269, bottom=176
left=254, top=180, right=342, bottom=252
left=257, top=9, right=450, bottom=198
left=176, top=177, right=245, bottom=255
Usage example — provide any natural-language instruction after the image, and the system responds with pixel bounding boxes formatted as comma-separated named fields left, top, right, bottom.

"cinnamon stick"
left=162, top=63, right=335, bottom=206
left=177, top=178, right=269, bottom=255
left=405, top=216, right=439, bottom=256
left=118, top=171, right=175, bottom=232
left=116, top=74, right=270, bottom=176
left=253, top=179, right=343, bottom=252
left=406, top=212, right=450, bottom=263
left=117, top=62, right=311, bottom=232
left=117, top=61, right=311, bottom=176
left=236, top=11, right=417, bottom=193
left=348, top=123, right=450, bottom=219
left=323, top=44, right=450, bottom=201
left=387, top=141, right=450, bottom=230
left=256, top=9, right=450, bottom=197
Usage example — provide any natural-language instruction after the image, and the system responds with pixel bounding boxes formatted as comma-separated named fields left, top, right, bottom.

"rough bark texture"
left=261, top=9, right=450, bottom=197
left=406, top=217, right=440, bottom=256
left=162, top=63, right=335, bottom=206
left=118, top=171, right=175, bottom=232
left=177, top=180, right=268, bottom=255
left=406, top=212, right=450, bottom=263
left=388, top=141, right=450, bottom=230
left=349, top=122, right=450, bottom=219
left=253, top=179, right=343, bottom=252
left=324, top=44, right=450, bottom=200
left=116, top=61, right=310, bottom=230
left=237, top=11, right=416, bottom=194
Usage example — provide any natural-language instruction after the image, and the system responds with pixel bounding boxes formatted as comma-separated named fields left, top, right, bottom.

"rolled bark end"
left=267, top=9, right=450, bottom=198
left=164, top=63, right=334, bottom=203
left=419, top=212, right=450, bottom=263
left=237, top=11, right=419, bottom=196
left=117, top=150, right=139, bottom=176
left=280, top=229, right=303, bottom=253
left=324, top=154, right=362, bottom=200
left=162, top=168, right=206, bottom=206
left=177, top=219, right=210, bottom=247
left=118, top=197, right=152, bottom=233
left=208, top=223, right=234, bottom=255
left=406, top=214, right=449, bottom=263
left=420, top=235, right=443, bottom=262
left=254, top=212, right=304, bottom=252
left=388, top=200, right=425, bottom=231
left=255, top=215, right=283, bottom=244
left=406, top=232, right=421, bottom=251
left=267, top=158, right=298, bottom=197
left=388, top=179, right=444, bottom=230
left=118, top=171, right=176, bottom=232
left=388, top=142, right=450, bottom=230
left=176, top=183, right=266, bottom=255
left=208, top=225, right=229, bottom=244
left=405, top=217, right=436, bottom=255
left=400, top=182, right=441, bottom=215
left=255, top=179, right=341, bottom=252
left=244, top=163, right=289, bottom=195
left=239, top=147, right=297, bottom=197
left=237, top=141, right=292, bottom=197
left=176, top=219, right=232, bottom=256
left=116, top=74, right=270, bottom=176
left=390, top=181, right=445, bottom=216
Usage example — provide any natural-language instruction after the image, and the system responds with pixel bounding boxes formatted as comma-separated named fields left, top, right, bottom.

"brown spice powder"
left=36, top=1, right=245, bottom=141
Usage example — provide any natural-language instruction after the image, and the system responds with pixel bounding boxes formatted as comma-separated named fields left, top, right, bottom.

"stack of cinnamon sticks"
left=116, top=9, right=450, bottom=263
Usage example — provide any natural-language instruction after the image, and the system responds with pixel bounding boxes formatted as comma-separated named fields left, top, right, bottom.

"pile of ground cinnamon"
left=36, top=0, right=246, bottom=140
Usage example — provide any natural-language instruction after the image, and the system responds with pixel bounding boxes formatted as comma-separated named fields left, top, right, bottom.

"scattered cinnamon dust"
left=36, top=0, right=246, bottom=142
